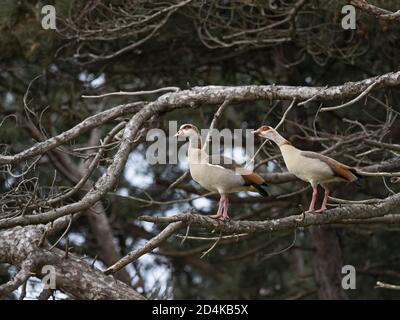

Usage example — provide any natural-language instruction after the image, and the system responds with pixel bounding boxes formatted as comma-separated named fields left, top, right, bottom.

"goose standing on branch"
left=174, top=124, right=269, bottom=220
left=253, top=125, right=361, bottom=213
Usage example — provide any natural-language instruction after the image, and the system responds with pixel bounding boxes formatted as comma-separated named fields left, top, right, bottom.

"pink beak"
left=174, top=130, right=181, bottom=137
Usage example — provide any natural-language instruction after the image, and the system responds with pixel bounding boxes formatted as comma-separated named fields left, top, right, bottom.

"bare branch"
left=375, top=281, right=400, bottom=290
left=0, top=260, right=34, bottom=300
left=364, top=139, right=400, bottom=152
left=0, top=102, right=143, bottom=166
left=321, top=81, right=378, bottom=112
left=0, top=226, right=145, bottom=300
left=167, top=170, right=190, bottom=190
left=1, top=71, right=400, bottom=230
left=274, top=98, right=297, bottom=130
left=82, top=87, right=180, bottom=99
left=203, top=99, right=231, bottom=152
left=104, top=222, right=185, bottom=275
left=2, top=71, right=399, bottom=168
left=350, top=0, right=400, bottom=22
left=139, top=192, right=400, bottom=234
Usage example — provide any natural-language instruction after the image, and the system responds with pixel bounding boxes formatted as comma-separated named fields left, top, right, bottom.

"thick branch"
left=139, top=193, right=400, bottom=234
left=0, top=260, right=33, bottom=299
left=350, top=1, right=400, bottom=22
left=157, top=71, right=400, bottom=107
left=0, top=225, right=144, bottom=300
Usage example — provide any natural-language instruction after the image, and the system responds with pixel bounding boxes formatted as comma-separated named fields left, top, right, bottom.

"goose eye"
left=263, top=126, right=271, bottom=132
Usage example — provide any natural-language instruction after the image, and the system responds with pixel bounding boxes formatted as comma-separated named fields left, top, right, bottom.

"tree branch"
left=82, top=87, right=180, bottom=98
left=350, top=1, right=400, bottom=22
left=0, top=102, right=143, bottom=166
left=139, top=192, right=400, bottom=234
left=0, top=260, right=33, bottom=299
left=375, top=281, right=400, bottom=290
left=203, top=99, right=231, bottom=151
left=1, top=71, right=399, bottom=229
left=0, top=225, right=144, bottom=300
left=104, top=221, right=185, bottom=275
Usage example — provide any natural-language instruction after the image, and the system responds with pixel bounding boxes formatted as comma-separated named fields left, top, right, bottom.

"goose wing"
left=300, top=151, right=359, bottom=182
left=206, top=155, right=269, bottom=196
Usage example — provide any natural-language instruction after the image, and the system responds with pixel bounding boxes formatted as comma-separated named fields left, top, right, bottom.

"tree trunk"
left=310, top=225, right=347, bottom=300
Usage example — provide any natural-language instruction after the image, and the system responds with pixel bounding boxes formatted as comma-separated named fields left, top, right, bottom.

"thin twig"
left=246, top=99, right=296, bottom=169
left=274, top=98, right=297, bottom=131
left=82, top=87, right=180, bottom=98
left=357, top=171, right=400, bottom=177
left=201, top=232, right=222, bottom=259
left=321, top=81, right=378, bottom=112
left=180, top=222, right=191, bottom=245
left=104, top=221, right=185, bottom=275
left=375, top=281, right=400, bottom=290
left=167, top=170, right=190, bottom=190
left=202, top=99, right=230, bottom=152
left=260, top=228, right=297, bottom=262
left=328, top=196, right=381, bottom=205
left=48, top=215, right=73, bottom=251
left=175, top=233, right=249, bottom=241
left=110, top=191, right=215, bottom=206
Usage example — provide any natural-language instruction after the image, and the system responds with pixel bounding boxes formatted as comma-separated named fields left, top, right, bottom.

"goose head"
left=174, top=124, right=200, bottom=139
left=253, top=125, right=275, bottom=140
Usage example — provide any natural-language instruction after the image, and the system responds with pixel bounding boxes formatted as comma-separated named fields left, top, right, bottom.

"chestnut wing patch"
left=301, top=151, right=356, bottom=182
left=241, top=173, right=269, bottom=196
left=207, top=155, right=268, bottom=196
left=241, top=172, right=265, bottom=185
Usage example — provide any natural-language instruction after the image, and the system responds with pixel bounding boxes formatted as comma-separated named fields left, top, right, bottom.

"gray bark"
left=0, top=225, right=144, bottom=300
left=139, top=192, right=400, bottom=234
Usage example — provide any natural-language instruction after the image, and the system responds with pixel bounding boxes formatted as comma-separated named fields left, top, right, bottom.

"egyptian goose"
left=175, top=124, right=269, bottom=220
left=254, top=125, right=361, bottom=213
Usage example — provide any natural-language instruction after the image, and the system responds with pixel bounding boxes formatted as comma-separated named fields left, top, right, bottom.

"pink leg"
left=315, top=186, right=330, bottom=213
left=305, top=186, right=318, bottom=213
left=209, top=195, right=224, bottom=219
left=219, top=196, right=229, bottom=221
